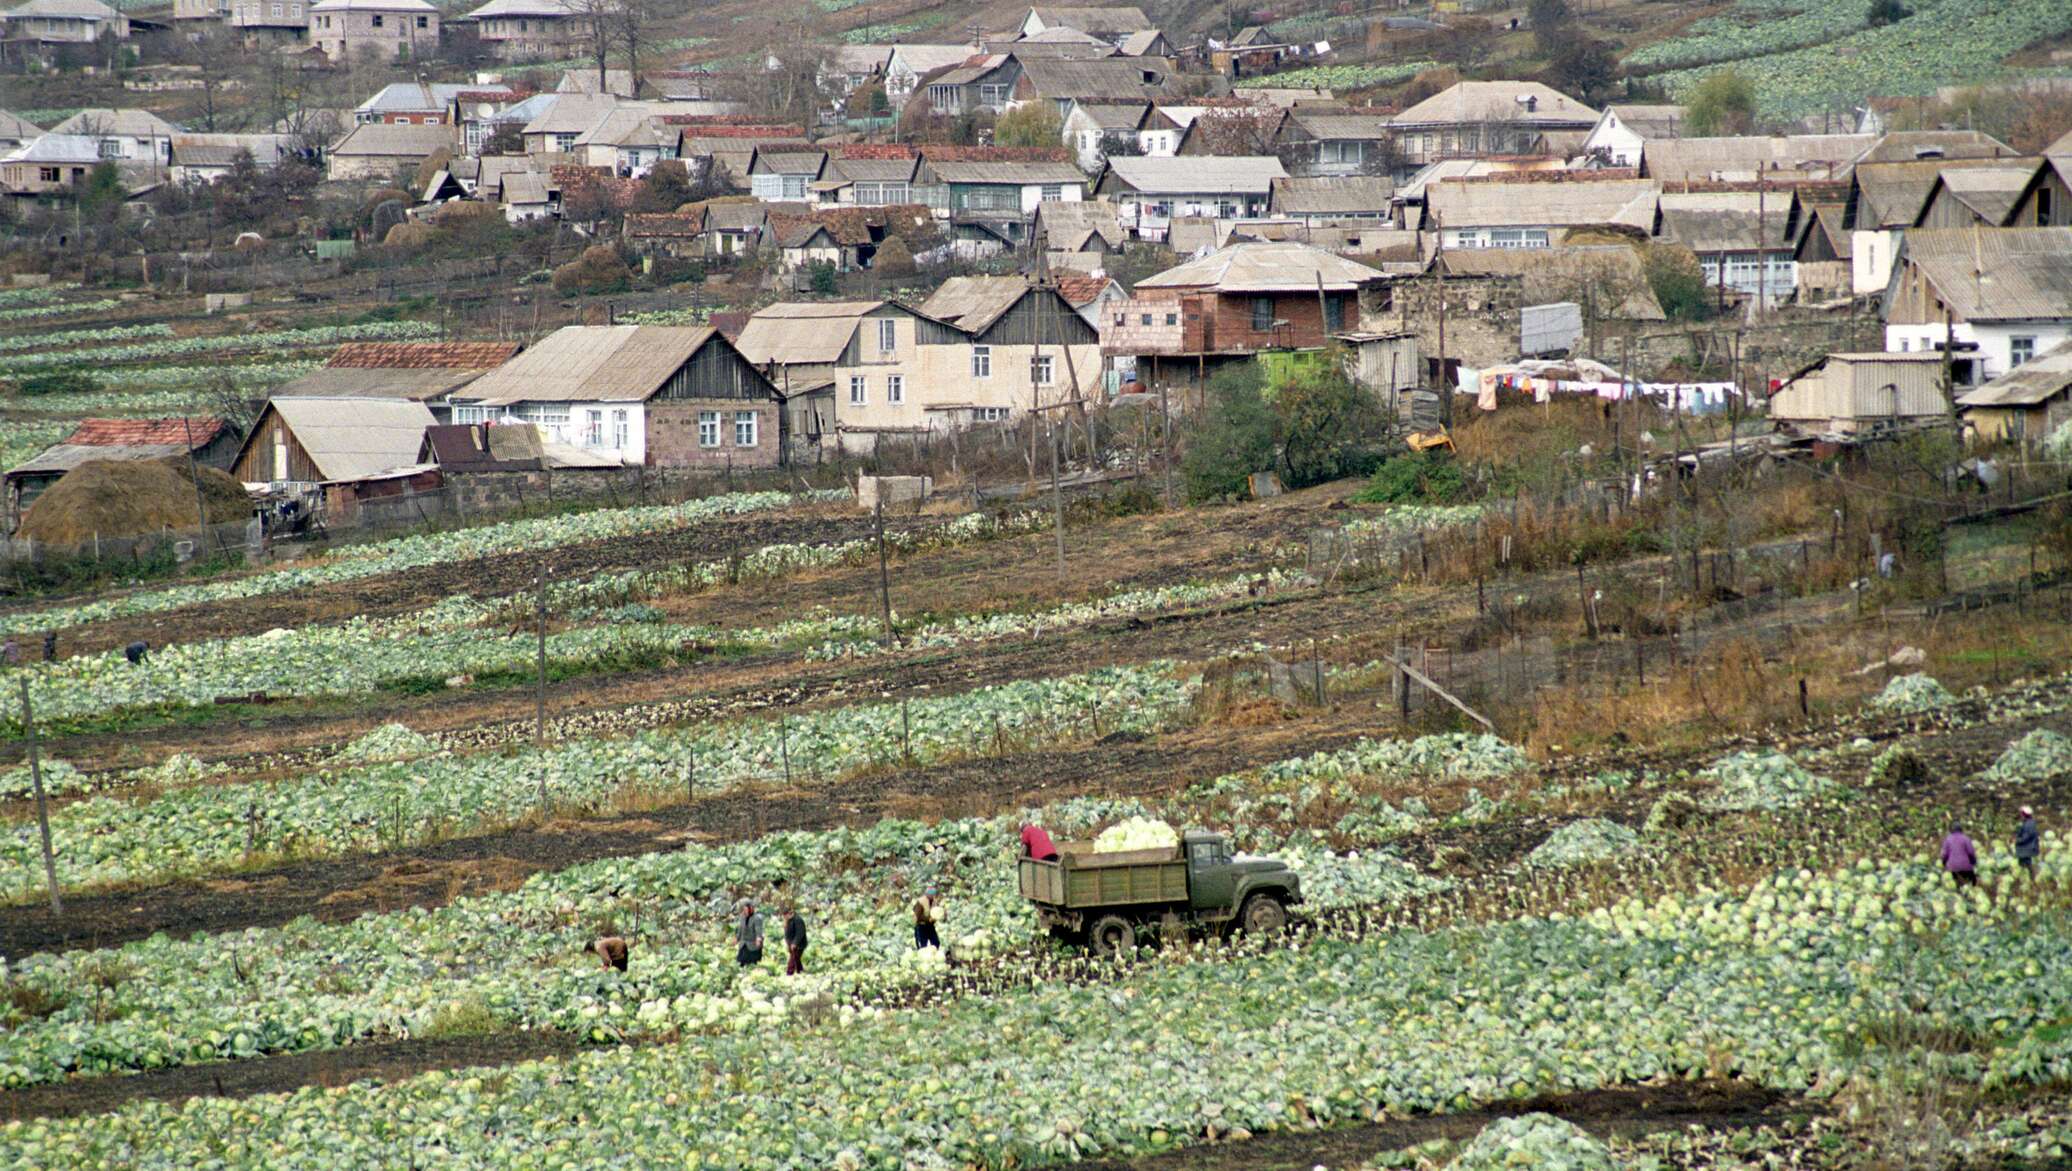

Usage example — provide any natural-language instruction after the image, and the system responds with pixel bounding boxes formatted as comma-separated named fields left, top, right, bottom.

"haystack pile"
left=20, top=457, right=251, bottom=544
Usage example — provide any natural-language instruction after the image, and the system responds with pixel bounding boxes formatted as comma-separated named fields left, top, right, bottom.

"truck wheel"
left=1087, top=914, right=1136, bottom=956
left=1239, top=895, right=1287, bottom=937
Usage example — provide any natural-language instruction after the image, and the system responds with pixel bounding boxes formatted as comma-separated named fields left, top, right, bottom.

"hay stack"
left=20, top=457, right=252, bottom=545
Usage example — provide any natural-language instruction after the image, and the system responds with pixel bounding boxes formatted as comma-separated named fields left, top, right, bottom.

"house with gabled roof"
left=308, top=0, right=439, bottom=63
left=917, top=275, right=1103, bottom=423
left=1019, top=6, right=1151, bottom=44
left=326, top=122, right=452, bottom=181
left=734, top=300, right=977, bottom=451
left=5, top=0, right=126, bottom=43
left=1638, top=134, right=1873, bottom=186
left=518, top=92, right=615, bottom=155
left=50, top=108, right=177, bottom=167
left=459, top=0, right=584, bottom=61
left=1883, top=226, right=2072, bottom=387
left=268, top=341, right=520, bottom=418
left=1270, top=175, right=1392, bottom=221
left=1062, top=101, right=1148, bottom=169
left=1389, top=81, right=1598, bottom=172
left=0, top=111, right=41, bottom=155
left=917, top=54, right=1021, bottom=117
left=1424, top=174, right=1657, bottom=249
left=448, top=325, right=786, bottom=467
left=1654, top=190, right=1794, bottom=302
left=886, top=45, right=978, bottom=101
left=2002, top=136, right=2071, bottom=228
left=1579, top=104, right=1684, bottom=168
left=1911, top=163, right=2039, bottom=230
left=1033, top=198, right=1125, bottom=253
left=1276, top=110, right=1395, bottom=177
left=1093, top=155, right=1287, bottom=241
left=1958, top=340, right=2072, bottom=444
left=747, top=145, right=829, bottom=201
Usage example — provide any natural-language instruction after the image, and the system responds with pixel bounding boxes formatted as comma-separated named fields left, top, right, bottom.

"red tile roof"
left=659, top=119, right=807, bottom=136
left=625, top=211, right=705, bottom=237
left=838, top=144, right=921, bottom=161
left=1052, top=273, right=1111, bottom=306
left=65, top=416, right=227, bottom=448
left=327, top=341, right=522, bottom=369
left=916, top=144, right=1074, bottom=163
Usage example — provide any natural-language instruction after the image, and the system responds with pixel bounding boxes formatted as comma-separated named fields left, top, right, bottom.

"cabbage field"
left=0, top=434, right=2068, bottom=1170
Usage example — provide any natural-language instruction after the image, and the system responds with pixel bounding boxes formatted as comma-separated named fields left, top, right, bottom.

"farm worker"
left=913, top=890, right=942, bottom=951
left=782, top=907, right=808, bottom=975
left=1020, top=823, right=1059, bottom=862
left=123, top=640, right=150, bottom=665
left=591, top=936, right=630, bottom=972
left=734, top=899, right=766, bottom=968
left=1940, top=823, right=1977, bottom=887
left=2015, top=807, right=2041, bottom=879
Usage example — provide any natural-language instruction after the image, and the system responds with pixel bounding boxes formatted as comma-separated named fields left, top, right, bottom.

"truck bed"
left=1019, top=843, right=1187, bottom=909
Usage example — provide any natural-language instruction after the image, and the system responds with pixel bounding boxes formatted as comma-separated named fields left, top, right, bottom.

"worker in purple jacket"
left=1940, top=823, right=1978, bottom=887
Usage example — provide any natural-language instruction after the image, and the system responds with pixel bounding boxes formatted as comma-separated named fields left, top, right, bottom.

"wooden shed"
left=1958, top=341, right=2072, bottom=444
left=1769, top=352, right=1950, bottom=434
left=232, top=397, right=438, bottom=487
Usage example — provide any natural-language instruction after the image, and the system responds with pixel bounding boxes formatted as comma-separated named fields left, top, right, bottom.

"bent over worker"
left=1019, top=822, right=1059, bottom=862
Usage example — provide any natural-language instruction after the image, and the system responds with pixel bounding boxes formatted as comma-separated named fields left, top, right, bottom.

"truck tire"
left=1239, top=894, right=1287, bottom=938
left=1087, top=914, right=1136, bottom=956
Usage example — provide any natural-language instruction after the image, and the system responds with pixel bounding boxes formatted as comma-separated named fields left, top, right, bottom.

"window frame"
left=849, top=375, right=867, bottom=406
left=886, top=374, right=903, bottom=404
left=733, top=410, right=758, bottom=448
left=1030, top=353, right=1054, bottom=386
left=876, top=318, right=897, bottom=353
left=971, top=346, right=991, bottom=378
left=2011, top=335, right=2038, bottom=367
left=698, top=411, right=722, bottom=448
left=1250, top=295, right=1273, bottom=331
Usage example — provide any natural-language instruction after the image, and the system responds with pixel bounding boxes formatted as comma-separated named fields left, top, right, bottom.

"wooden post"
left=1158, top=379, right=1173, bottom=509
left=20, top=677, right=60, bottom=914
left=535, top=571, right=548, bottom=747
left=874, top=497, right=894, bottom=647
left=686, top=749, right=695, bottom=805
left=900, top=698, right=912, bottom=763
left=780, top=718, right=792, bottom=784
left=1050, top=419, right=1066, bottom=581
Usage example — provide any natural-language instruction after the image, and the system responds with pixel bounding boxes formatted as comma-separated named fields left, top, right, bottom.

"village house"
left=459, top=0, right=584, bottom=61
left=1424, top=175, right=1658, bottom=249
left=231, top=397, right=441, bottom=522
left=1883, top=226, right=2072, bottom=386
left=270, top=341, right=521, bottom=421
left=519, top=93, right=615, bottom=156
left=309, top=0, right=439, bottom=63
left=821, top=44, right=893, bottom=101
left=885, top=45, right=976, bottom=102
left=1388, top=81, right=1598, bottom=173
left=454, top=92, right=550, bottom=156
left=1054, top=272, right=1127, bottom=333
left=227, top=0, right=308, bottom=46
left=701, top=201, right=767, bottom=257
left=172, top=0, right=227, bottom=21
left=493, top=169, right=556, bottom=221
left=448, top=326, right=786, bottom=468
left=930, top=157, right=1086, bottom=242
left=0, top=111, right=41, bottom=154
left=918, top=54, right=1021, bottom=117
left=1843, top=155, right=2030, bottom=294
left=1269, top=175, right=1393, bottom=222
left=1910, top=163, right=2041, bottom=229
left=357, top=82, right=513, bottom=126
left=815, top=152, right=924, bottom=207
left=1013, top=56, right=1173, bottom=111
left=1958, top=341, right=2072, bottom=445
left=1768, top=352, right=1950, bottom=435
left=1092, top=155, right=1287, bottom=242
left=1785, top=181, right=1854, bottom=302
left=1032, top=198, right=1125, bottom=254
left=327, top=122, right=451, bottom=182
left=622, top=211, right=706, bottom=260
left=1018, top=5, right=1151, bottom=45
left=1275, top=111, right=1395, bottom=178
left=2003, top=140, right=2071, bottom=227
left=1062, top=102, right=1148, bottom=169
left=1102, top=240, right=1382, bottom=392
left=0, top=135, right=104, bottom=200
left=5, top=417, right=238, bottom=526
left=747, top=146, right=828, bottom=202
left=1654, top=190, right=1795, bottom=302
left=676, top=125, right=811, bottom=191
left=1578, top=104, right=1684, bottom=168
left=3, top=0, right=127, bottom=44
left=571, top=104, right=675, bottom=176
left=50, top=109, right=177, bottom=168
left=734, top=301, right=966, bottom=452
left=168, top=134, right=302, bottom=185
left=1638, top=134, right=1873, bottom=186
left=917, top=275, right=1103, bottom=423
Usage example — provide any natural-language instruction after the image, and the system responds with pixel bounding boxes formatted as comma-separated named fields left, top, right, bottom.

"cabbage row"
left=1234, top=61, right=1436, bottom=91
left=0, top=322, right=172, bottom=355
left=0, top=665, right=1194, bottom=899
left=0, top=321, right=443, bottom=374
left=0, top=489, right=834, bottom=636
left=0, top=777, right=1447, bottom=1087
left=1624, top=0, right=1873, bottom=71
left=0, top=283, right=75, bottom=308
left=6, top=845, right=2068, bottom=1168
left=1658, top=0, right=2072, bottom=117
left=0, top=298, right=120, bottom=325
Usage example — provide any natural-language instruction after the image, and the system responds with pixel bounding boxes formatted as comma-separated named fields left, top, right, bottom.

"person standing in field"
left=2015, top=807, right=2041, bottom=880
left=783, top=906, right=807, bottom=975
left=734, top=899, right=766, bottom=968
left=913, top=889, right=942, bottom=951
left=1941, top=823, right=1978, bottom=887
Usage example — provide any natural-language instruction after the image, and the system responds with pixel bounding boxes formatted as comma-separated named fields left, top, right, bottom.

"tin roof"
left=918, top=275, right=1038, bottom=332
left=1640, top=134, right=1873, bottom=184
left=1425, top=176, right=1658, bottom=230
left=1654, top=191, right=1793, bottom=253
left=460, top=325, right=723, bottom=404
left=262, top=397, right=438, bottom=482
left=1136, top=240, right=1382, bottom=292
left=1916, top=164, right=2036, bottom=226
left=1394, top=81, right=1596, bottom=128
left=1270, top=175, right=1391, bottom=215
left=1897, top=227, right=2072, bottom=323
left=330, top=122, right=453, bottom=158
left=927, top=159, right=1086, bottom=185
left=735, top=302, right=884, bottom=365
left=1957, top=341, right=2072, bottom=408
left=1099, top=155, right=1286, bottom=194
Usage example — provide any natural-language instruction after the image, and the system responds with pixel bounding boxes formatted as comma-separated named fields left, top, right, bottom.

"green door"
left=1186, top=838, right=1235, bottom=912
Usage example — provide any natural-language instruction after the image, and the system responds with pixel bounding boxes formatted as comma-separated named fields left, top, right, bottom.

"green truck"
left=1018, top=829, right=1302, bottom=953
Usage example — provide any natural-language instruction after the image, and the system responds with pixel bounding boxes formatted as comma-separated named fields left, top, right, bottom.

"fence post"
left=18, top=677, right=61, bottom=914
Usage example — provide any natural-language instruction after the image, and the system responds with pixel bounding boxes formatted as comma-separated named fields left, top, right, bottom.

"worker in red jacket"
left=1020, top=822, right=1059, bottom=862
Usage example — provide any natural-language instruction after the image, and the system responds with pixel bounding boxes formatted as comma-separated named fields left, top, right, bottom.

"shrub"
left=12, top=369, right=99, bottom=397
left=1644, top=245, right=1711, bottom=322
left=553, top=245, right=632, bottom=295
left=1180, top=364, right=1277, bottom=502
left=1685, top=70, right=1757, bottom=135
left=1273, top=363, right=1389, bottom=488
left=1353, top=450, right=1472, bottom=505
left=807, top=261, right=838, bottom=295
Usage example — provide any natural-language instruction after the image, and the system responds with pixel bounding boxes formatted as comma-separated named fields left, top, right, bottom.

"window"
left=2012, top=336, right=2038, bottom=367
left=97, top=139, right=121, bottom=159
left=584, top=408, right=604, bottom=446
left=886, top=374, right=903, bottom=404
left=978, top=83, right=1011, bottom=107
left=877, top=318, right=896, bottom=353
left=416, top=14, right=427, bottom=27
left=1039, top=184, right=1063, bottom=202
left=612, top=409, right=628, bottom=450
left=849, top=375, right=867, bottom=405
left=38, top=167, right=58, bottom=183
left=974, top=406, right=1011, bottom=421
left=1325, top=295, right=1344, bottom=332
left=1140, top=313, right=1152, bottom=325
left=1031, top=354, right=1054, bottom=385
left=2038, top=186, right=2054, bottom=225
left=1165, top=313, right=1178, bottom=326
left=972, top=346, right=991, bottom=378
left=781, top=174, right=808, bottom=199
left=698, top=411, right=722, bottom=447
left=553, top=133, right=576, bottom=152
left=269, top=1, right=280, bottom=14
left=1251, top=296, right=1274, bottom=331
left=733, top=411, right=758, bottom=447
left=370, top=12, right=381, bottom=24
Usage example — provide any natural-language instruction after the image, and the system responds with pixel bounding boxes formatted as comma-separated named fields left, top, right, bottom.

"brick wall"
left=1103, top=289, right=1353, bottom=355
left=647, top=400, right=781, bottom=469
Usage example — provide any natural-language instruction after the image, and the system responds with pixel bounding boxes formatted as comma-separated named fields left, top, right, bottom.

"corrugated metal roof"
left=1856, top=130, right=2016, bottom=164
left=7, top=443, right=187, bottom=478
left=823, top=156, right=918, bottom=183
left=1101, top=155, right=1285, bottom=194
left=266, top=397, right=437, bottom=482
left=1070, top=102, right=1149, bottom=129
left=1641, top=135, right=1872, bottom=184
left=357, top=82, right=512, bottom=114
left=50, top=108, right=177, bottom=138
left=461, top=325, right=719, bottom=404
left=889, top=44, right=976, bottom=73
left=751, top=150, right=826, bottom=174
left=1016, top=57, right=1169, bottom=100
left=1270, top=175, right=1391, bottom=215
left=574, top=105, right=673, bottom=148
left=919, top=275, right=1032, bottom=331
left=735, top=303, right=882, bottom=365
left=1394, top=81, right=1596, bottom=127
left=1136, top=240, right=1382, bottom=292
left=5, top=134, right=105, bottom=164
left=928, top=159, right=1086, bottom=185
left=1921, top=164, right=2035, bottom=225
left=1655, top=191, right=1792, bottom=253
left=521, top=93, right=618, bottom=136
left=1288, top=113, right=1392, bottom=140
left=1427, top=177, right=1658, bottom=230
left=1957, top=341, right=2072, bottom=407
left=1899, top=227, right=2072, bottom=322
left=275, top=368, right=493, bottom=400
left=330, top=122, right=452, bottom=157
left=1850, top=157, right=2020, bottom=228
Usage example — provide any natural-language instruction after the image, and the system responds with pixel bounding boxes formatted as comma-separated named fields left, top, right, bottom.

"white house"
left=1062, top=101, right=1147, bottom=170
left=49, top=109, right=176, bottom=167
left=4, top=0, right=127, bottom=43
left=885, top=45, right=975, bottom=102
left=915, top=275, right=1103, bottom=426
left=1579, top=103, right=1685, bottom=168
left=1091, top=155, right=1286, bottom=241
left=1882, top=227, right=2072, bottom=387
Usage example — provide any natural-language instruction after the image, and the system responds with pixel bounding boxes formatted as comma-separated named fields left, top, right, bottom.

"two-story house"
left=918, top=55, right=1021, bottom=117
left=1389, top=81, right=1598, bottom=173
left=309, top=0, right=439, bottom=63
left=1062, top=101, right=1148, bottom=169
left=4, top=0, right=127, bottom=44
left=49, top=109, right=176, bottom=169
left=1091, top=155, right=1286, bottom=241
left=886, top=45, right=977, bottom=102
left=1275, top=111, right=1394, bottom=177
left=918, top=275, right=1103, bottom=424
left=358, top=82, right=514, bottom=126
left=928, top=157, right=1085, bottom=244
left=459, top=0, right=583, bottom=61
left=735, top=301, right=965, bottom=452
left=228, top=0, right=308, bottom=46
left=1578, top=104, right=1685, bottom=168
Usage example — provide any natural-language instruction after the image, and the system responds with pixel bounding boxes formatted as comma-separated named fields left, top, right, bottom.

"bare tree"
left=567, top=0, right=618, bottom=94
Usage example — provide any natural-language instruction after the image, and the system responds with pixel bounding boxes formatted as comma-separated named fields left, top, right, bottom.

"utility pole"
left=1050, top=417, right=1066, bottom=580
left=1432, top=209, right=1450, bottom=428
left=1756, top=173, right=1768, bottom=321
left=18, top=677, right=60, bottom=914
